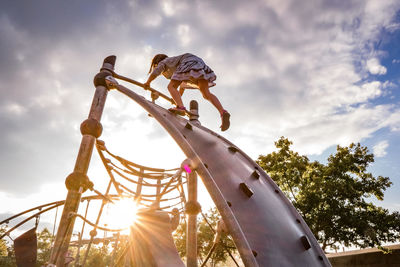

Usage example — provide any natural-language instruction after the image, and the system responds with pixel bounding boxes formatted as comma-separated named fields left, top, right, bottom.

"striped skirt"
left=171, top=54, right=217, bottom=89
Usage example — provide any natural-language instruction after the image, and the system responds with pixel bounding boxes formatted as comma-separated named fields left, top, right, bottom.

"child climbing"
left=143, top=53, right=230, bottom=131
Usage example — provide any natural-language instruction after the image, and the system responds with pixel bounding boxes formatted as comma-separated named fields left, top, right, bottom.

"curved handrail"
left=0, top=195, right=121, bottom=237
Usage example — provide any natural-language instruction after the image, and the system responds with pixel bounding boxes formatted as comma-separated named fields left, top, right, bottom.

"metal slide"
left=115, top=84, right=331, bottom=267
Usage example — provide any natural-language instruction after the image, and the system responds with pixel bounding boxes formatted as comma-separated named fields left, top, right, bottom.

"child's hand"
left=143, top=81, right=151, bottom=89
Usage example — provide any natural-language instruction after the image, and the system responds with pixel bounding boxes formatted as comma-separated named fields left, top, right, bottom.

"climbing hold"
left=251, top=170, right=260, bottom=179
left=239, top=183, right=254, bottom=198
left=185, top=122, right=193, bottom=130
left=228, top=146, right=238, bottom=153
left=300, top=235, right=311, bottom=250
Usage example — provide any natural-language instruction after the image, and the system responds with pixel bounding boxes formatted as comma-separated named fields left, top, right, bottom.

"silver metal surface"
left=116, top=84, right=331, bottom=267
left=187, top=171, right=198, bottom=267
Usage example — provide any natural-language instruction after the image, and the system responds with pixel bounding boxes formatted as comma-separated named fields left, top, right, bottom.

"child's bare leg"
left=198, top=79, right=225, bottom=114
left=179, top=86, right=185, bottom=96
left=168, top=80, right=184, bottom=107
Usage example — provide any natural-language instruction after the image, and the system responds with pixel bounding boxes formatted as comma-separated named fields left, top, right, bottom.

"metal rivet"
left=239, top=183, right=254, bottom=198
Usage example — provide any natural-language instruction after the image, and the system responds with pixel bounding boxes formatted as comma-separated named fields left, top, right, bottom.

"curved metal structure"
left=4, top=56, right=331, bottom=266
left=115, top=84, right=331, bottom=267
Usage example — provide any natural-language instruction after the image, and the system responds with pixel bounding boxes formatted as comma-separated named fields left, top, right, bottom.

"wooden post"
left=186, top=171, right=199, bottom=267
left=49, top=56, right=116, bottom=266
left=155, top=177, right=162, bottom=209
left=136, top=168, right=144, bottom=196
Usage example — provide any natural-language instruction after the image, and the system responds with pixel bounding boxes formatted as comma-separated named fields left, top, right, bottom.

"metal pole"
left=74, top=200, right=90, bottom=267
left=81, top=180, right=113, bottom=267
left=49, top=56, right=116, bottom=266
left=186, top=170, right=199, bottom=267
left=110, top=232, right=120, bottom=267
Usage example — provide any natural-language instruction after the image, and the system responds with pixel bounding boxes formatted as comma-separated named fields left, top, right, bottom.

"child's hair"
left=148, top=54, right=168, bottom=74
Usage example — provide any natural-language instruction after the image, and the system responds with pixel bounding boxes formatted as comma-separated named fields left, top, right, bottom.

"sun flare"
left=105, top=198, right=139, bottom=230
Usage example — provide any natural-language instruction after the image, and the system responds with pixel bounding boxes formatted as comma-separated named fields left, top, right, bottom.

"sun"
left=105, top=197, right=139, bottom=231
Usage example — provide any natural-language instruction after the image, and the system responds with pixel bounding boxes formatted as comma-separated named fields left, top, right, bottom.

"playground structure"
left=0, top=56, right=332, bottom=266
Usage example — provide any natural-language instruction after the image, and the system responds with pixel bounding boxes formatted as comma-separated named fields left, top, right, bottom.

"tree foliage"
left=36, top=228, right=53, bottom=266
left=0, top=227, right=15, bottom=266
left=257, top=137, right=400, bottom=251
left=173, top=208, right=237, bottom=266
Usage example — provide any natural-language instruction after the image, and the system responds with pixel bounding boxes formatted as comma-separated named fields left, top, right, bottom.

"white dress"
left=151, top=53, right=217, bottom=89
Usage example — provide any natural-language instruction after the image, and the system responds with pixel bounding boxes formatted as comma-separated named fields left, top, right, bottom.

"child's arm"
left=144, top=73, right=157, bottom=88
left=144, top=61, right=166, bottom=88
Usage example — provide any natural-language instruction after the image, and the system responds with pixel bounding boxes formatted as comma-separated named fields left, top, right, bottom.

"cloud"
left=366, top=58, right=387, bottom=75
left=177, top=24, right=191, bottom=46
left=373, top=140, right=389, bottom=157
left=0, top=0, right=400, bottom=199
left=207, top=0, right=400, bottom=156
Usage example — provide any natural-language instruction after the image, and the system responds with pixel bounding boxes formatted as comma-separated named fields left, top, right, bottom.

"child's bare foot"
left=168, top=106, right=187, bottom=116
left=220, top=110, right=230, bottom=131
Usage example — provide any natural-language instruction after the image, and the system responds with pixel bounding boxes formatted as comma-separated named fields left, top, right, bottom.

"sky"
left=1, top=0, right=400, bottom=240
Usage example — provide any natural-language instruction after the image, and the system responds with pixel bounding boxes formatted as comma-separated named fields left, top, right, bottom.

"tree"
left=173, top=208, right=237, bottom=266
left=0, top=228, right=8, bottom=258
left=83, top=244, right=111, bottom=267
left=257, top=137, right=400, bottom=252
left=0, top=227, right=15, bottom=267
left=36, top=228, right=54, bottom=266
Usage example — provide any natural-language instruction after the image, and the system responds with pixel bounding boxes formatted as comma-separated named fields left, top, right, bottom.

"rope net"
left=1, top=138, right=192, bottom=266
left=95, top=139, right=187, bottom=213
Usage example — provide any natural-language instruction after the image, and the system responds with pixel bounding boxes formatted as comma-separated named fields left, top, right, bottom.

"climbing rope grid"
left=0, top=137, right=192, bottom=266
left=0, top=68, right=235, bottom=267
